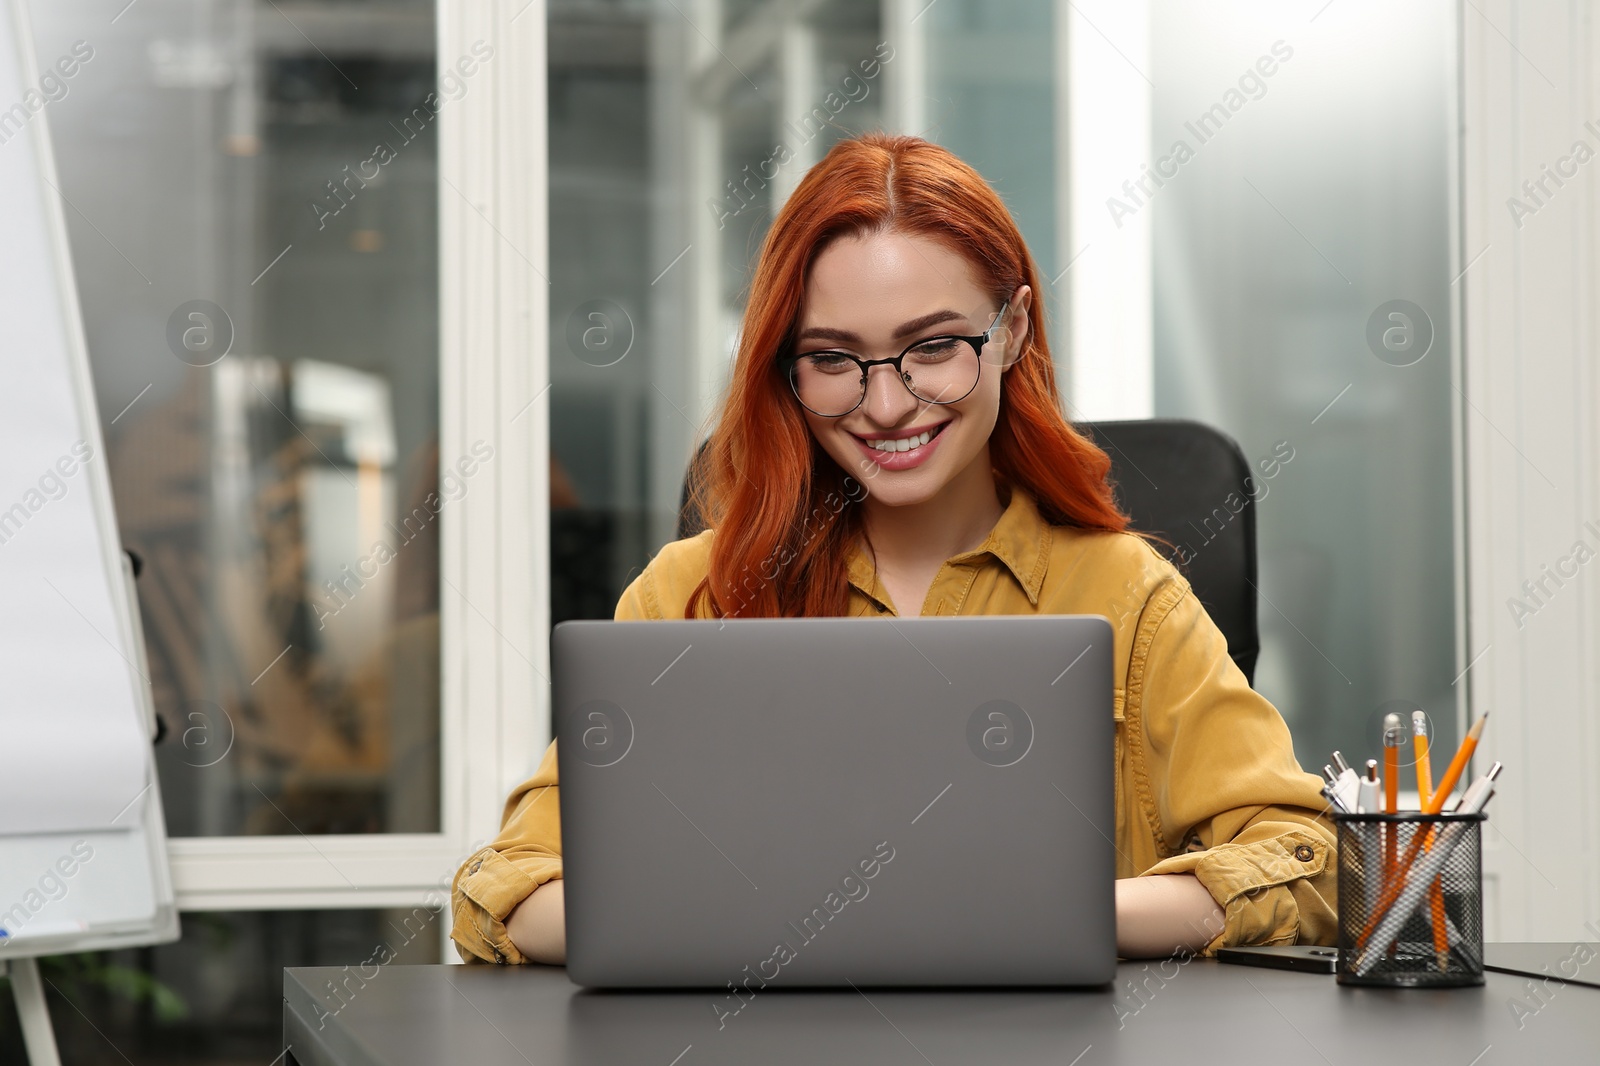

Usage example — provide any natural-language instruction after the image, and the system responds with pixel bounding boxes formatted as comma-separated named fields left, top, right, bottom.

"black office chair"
left=677, top=418, right=1260, bottom=686
left=1076, top=419, right=1260, bottom=685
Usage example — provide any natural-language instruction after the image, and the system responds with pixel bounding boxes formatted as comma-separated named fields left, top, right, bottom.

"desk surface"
left=284, top=947, right=1595, bottom=1066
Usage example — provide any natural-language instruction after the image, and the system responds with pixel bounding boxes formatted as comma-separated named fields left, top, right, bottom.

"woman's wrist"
left=504, top=878, right=566, bottom=964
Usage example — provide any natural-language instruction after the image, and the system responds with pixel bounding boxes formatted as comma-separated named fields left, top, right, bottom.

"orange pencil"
left=1412, top=711, right=1434, bottom=808
left=1426, top=710, right=1491, bottom=961
left=1382, top=714, right=1403, bottom=816
left=1381, top=713, right=1404, bottom=953
left=1410, top=712, right=1451, bottom=968
left=1433, top=712, right=1490, bottom=809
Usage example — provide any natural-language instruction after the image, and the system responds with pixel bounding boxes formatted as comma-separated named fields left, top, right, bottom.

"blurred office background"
left=3, top=0, right=1463, bottom=1060
left=550, top=0, right=1459, bottom=773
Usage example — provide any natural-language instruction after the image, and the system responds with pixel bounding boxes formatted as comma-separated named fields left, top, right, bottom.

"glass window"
left=922, top=0, right=1061, bottom=353
left=32, top=0, right=442, bottom=835
left=1148, top=0, right=1460, bottom=767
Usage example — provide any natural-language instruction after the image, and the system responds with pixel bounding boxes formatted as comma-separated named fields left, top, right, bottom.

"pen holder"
left=1334, top=812, right=1486, bottom=988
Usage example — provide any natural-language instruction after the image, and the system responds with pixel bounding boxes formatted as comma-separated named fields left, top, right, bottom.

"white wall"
left=1461, top=0, right=1600, bottom=941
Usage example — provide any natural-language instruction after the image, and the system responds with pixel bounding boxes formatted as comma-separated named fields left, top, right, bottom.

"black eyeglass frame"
left=778, top=300, right=1013, bottom=418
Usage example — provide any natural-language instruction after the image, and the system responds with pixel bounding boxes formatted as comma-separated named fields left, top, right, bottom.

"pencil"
left=1425, top=711, right=1490, bottom=966
left=1432, top=712, right=1490, bottom=808
left=1412, top=711, right=1433, bottom=809
left=1381, top=714, right=1403, bottom=901
left=1420, top=713, right=1459, bottom=960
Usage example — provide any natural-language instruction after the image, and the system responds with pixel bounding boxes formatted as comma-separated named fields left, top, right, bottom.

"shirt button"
left=1294, top=845, right=1315, bottom=862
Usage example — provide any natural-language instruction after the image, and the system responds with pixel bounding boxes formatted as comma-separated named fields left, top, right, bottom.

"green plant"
left=0, top=951, right=188, bottom=1031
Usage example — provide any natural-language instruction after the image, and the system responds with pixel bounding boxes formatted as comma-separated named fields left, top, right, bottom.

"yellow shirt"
left=451, top=486, right=1337, bottom=965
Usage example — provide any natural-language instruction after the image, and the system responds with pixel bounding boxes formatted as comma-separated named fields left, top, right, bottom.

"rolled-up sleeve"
left=1128, top=579, right=1338, bottom=954
left=450, top=563, right=666, bottom=964
left=450, top=739, right=564, bottom=964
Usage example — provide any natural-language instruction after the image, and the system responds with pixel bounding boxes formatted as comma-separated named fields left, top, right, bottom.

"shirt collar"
left=846, top=483, right=1053, bottom=609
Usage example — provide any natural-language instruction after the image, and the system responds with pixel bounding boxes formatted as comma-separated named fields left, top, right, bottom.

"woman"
left=452, top=132, right=1336, bottom=966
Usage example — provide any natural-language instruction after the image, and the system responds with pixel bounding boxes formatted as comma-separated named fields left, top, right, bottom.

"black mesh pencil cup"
left=1334, top=812, right=1486, bottom=987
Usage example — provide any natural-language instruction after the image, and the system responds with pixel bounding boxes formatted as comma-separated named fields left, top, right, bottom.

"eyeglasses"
left=779, top=301, right=1013, bottom=418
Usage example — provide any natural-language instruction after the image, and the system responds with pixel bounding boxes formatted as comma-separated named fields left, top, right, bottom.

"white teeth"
left=869, top=428, right=934, bottom=453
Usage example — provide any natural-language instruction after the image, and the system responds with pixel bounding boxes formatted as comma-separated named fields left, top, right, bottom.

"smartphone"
left=1216, top=944, right=1338, bottom=974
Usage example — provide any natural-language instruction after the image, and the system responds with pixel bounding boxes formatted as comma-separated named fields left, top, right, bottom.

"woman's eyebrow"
left=796, top=309, right=967, bottom=344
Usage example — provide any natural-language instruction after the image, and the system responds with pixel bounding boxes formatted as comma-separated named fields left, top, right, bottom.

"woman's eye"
left=804, top=353, right=856, bottom=373
left=907, top=338, right=961, bottom=361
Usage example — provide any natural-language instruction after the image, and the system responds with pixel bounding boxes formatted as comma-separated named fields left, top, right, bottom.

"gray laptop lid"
left=554, top=615, right=1115, bottom=989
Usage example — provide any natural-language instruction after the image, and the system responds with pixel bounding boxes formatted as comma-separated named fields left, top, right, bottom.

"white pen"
left=1322, top=764, right=1357, bottom=814
left=1448, top=762, right=1503, bottom=814
left=1329, top=753, right=1361, bottom=813
left=1357, top=759, right=1380, bottom=814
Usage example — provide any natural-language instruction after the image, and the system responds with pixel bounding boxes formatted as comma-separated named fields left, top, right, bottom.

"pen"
left=1328, top=752, right=1361, bottom=812
left=1357, top=760, right=1383, bottom=915
left=1450, top=762, right=1502, bottom=815
left=1322, top=765, right=1353, bottom=813
left=1357, top=760, right=1380, bottom=814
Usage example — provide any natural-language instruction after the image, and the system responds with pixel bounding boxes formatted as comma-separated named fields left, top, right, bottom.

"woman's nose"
left=861, top=363, right=917, bottom=423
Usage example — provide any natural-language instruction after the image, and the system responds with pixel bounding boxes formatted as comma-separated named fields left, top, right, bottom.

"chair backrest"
left=676, top=417, right=1260, bottom=685
left=1074, top=419, right=1260, bottom=686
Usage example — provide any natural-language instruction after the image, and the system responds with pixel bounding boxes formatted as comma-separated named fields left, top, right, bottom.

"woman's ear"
left=1000, top=284, right=1033, bottom=371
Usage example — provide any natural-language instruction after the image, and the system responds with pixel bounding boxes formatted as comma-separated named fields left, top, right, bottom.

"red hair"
left=686, top=132, right=1130, bottom=619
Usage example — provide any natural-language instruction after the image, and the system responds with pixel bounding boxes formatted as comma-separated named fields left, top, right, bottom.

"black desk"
left=284, top=948, right=1594, bottom=1065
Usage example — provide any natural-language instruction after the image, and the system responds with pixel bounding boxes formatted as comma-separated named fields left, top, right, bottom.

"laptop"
left=553, top=614, right=1116, bottom=990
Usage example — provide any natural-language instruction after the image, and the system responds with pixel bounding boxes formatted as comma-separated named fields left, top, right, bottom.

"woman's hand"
left=1115, top=873, right=1226, bottom=958
left=505, top=878, right=566, bottom=964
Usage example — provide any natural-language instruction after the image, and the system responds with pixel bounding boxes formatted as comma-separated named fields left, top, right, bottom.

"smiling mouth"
left=852, top=421, right=951, bottom=454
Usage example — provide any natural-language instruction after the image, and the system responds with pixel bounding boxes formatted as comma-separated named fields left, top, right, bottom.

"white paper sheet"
left=0, top=1, right=151, bottom=835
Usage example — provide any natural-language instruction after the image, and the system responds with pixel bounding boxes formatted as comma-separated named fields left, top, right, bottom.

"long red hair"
left=686, top=132, right=1130, bottom=619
